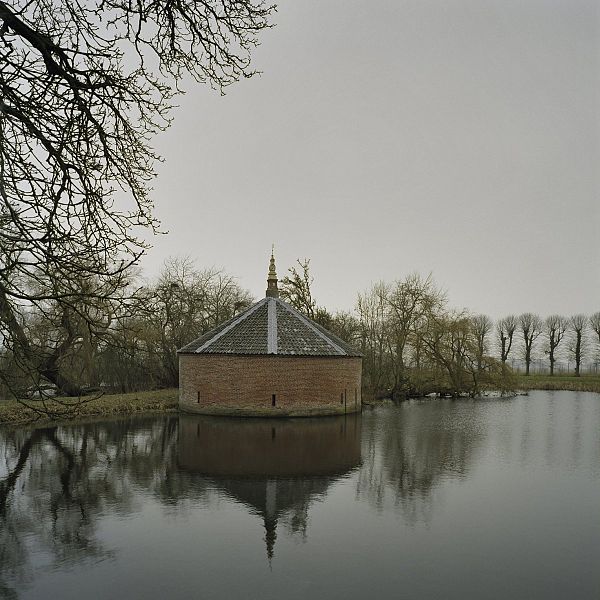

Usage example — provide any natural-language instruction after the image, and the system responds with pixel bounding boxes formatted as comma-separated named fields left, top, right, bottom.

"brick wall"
left=179, top=354, right=362, bottom=416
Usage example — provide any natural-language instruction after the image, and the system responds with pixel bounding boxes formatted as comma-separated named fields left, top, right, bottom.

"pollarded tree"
left=519, top=313, right=543, bottom=376
left=496, top=315, right=517, bottom=367
left=471, top=314, right=493, bottom=372
left=544, top=315, right=567, bottom=376
left=590, top=312, right=600, bottom=346
left=568, top=315, right=587, bottom=377
left=0, top=0, right=274, bottom=395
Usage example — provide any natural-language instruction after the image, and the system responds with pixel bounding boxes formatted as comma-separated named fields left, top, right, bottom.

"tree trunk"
left=0, top=285, right=82, bottom=397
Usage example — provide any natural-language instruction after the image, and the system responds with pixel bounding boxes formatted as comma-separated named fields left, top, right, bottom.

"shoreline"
left=0, top=388, right=178, bottom=429
left=2, top=378, right=599, bottom=428
left=514, top=374, right=600, bottom=393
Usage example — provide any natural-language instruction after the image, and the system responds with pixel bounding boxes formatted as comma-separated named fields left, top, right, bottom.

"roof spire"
left=266, top=245, right=279, bottom=298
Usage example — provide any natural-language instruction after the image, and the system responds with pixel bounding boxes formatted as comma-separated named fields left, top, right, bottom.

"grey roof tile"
left=206, top=302, right=268, bottom=354
left=177, top=297, right=362, bottom=357
left=275, top=302, right=341, bottom=356
left=177, top=301, right=265, bottom=353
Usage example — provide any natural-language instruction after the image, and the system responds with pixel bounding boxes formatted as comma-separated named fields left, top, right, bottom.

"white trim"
left=195, top=299, right=267, bottom=353
left=267, top=298, right=278, bottom=354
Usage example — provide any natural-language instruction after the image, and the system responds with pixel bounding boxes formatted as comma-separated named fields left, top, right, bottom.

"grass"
left=515, top=374, right=600, bottom=393
left=0, top=388, right=179, bottom=428
left=1, top=374, right=598, bottom=428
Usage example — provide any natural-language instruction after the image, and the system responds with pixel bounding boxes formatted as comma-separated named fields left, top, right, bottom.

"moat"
left=1, top=390, right=599, bottom=599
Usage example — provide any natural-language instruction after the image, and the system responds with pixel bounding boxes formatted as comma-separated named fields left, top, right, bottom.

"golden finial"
left=268, top=245, right=277, bottom=278
left=266, top=245, right=279, bottom=298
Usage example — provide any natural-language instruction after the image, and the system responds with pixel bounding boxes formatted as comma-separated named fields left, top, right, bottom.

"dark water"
left=1, top=391, right=599, bottom=600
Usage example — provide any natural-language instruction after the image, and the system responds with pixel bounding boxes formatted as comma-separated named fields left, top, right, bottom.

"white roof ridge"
left=196, top=298, right=268, bottom=353
left=267, top=297, right=278, bottom=354
left=275, top=298, right=346, bottom=355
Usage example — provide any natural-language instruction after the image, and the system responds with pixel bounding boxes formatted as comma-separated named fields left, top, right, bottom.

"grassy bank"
left=2, top=376, right=597, bottom=428
left=515, top=374, right=600, bottom=393
left=0, top=388, right=179, bottom=427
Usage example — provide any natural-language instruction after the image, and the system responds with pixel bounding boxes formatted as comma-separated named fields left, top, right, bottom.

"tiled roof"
left=178, top=297, right=362, bottom=357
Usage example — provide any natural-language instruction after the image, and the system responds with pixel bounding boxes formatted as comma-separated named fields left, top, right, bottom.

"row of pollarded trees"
left=352, top=301, right=599, bottom=399
left=496, top=313, right=600, bottom=376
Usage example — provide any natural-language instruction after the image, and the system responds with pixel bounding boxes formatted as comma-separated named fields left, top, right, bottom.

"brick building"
left=178, top=252, right=362, bottom=417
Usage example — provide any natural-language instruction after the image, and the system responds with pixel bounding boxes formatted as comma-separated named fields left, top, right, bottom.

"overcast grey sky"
left=143, top=0, right=599, bottom=318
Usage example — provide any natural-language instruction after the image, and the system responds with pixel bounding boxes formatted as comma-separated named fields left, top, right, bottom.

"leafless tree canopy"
left=0, top=0, right=274, bottom=393
left=471, top=314, right=493, bottom=370
left=357, top=275, right=507, bottom=399
left=590, top=312, right=600, bottom=344
left=518, top=312, right=542, bottom=375
left=280, top=259, right=317, bottom=319
left=496, top=315, right=517, bottom=365
left=544, top=314, right=567, bottom=376
left=568, top=314, right=587, bottom=377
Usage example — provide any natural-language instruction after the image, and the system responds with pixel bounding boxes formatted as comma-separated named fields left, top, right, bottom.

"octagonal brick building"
left=178, top=253, right=362, bottom=417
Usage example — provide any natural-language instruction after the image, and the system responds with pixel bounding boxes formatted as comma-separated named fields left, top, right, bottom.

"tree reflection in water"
left=357, top=399, right=485, bottom=524
left=0, top=401, right=514, bottom=595
left=0, top=415, right=363, bottom=592
left=0, top=418, right=182, bottom=596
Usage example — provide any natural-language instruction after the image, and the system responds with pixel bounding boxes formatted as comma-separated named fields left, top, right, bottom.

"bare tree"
left=544, top=315, right=567, bottom=376
left=0, top=0, right=274, bottom=396
left=568, top=315, right=587, bottom=377
left=420, top=311, right=506, bottom=397
left=1, top=271, right=129, bottom=404
left=496, top=315, right=517, bottom=367
left=518, top=313, right=542, bottom=376
left=329, top=311, right=361, bottom=348
left=131, top=258, right=253, bottom=388
left=357, top=282, right=390, bottom=397
left=385, top=274, right=445, bottom=396
left=590, top=312, right=600, bottom=346
left=280, top=259, right=317, bottom=319
left=471, top=314, right=493, bottom=371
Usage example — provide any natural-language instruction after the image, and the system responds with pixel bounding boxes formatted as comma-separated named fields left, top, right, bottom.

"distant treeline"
left=1, top=257, right=598, bottom=402
left=281, top=261, right=599, bottom=399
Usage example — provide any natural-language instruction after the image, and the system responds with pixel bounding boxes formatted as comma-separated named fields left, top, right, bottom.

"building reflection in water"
left=2, top=392, right=597, bottom=597
left=177, top=414, right=362, bottom=561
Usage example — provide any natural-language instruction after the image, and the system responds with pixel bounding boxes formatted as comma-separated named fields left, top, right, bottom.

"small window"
left=197, top=391, right=200, bottom=403
left=272, top=394, right=276, bottom=407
